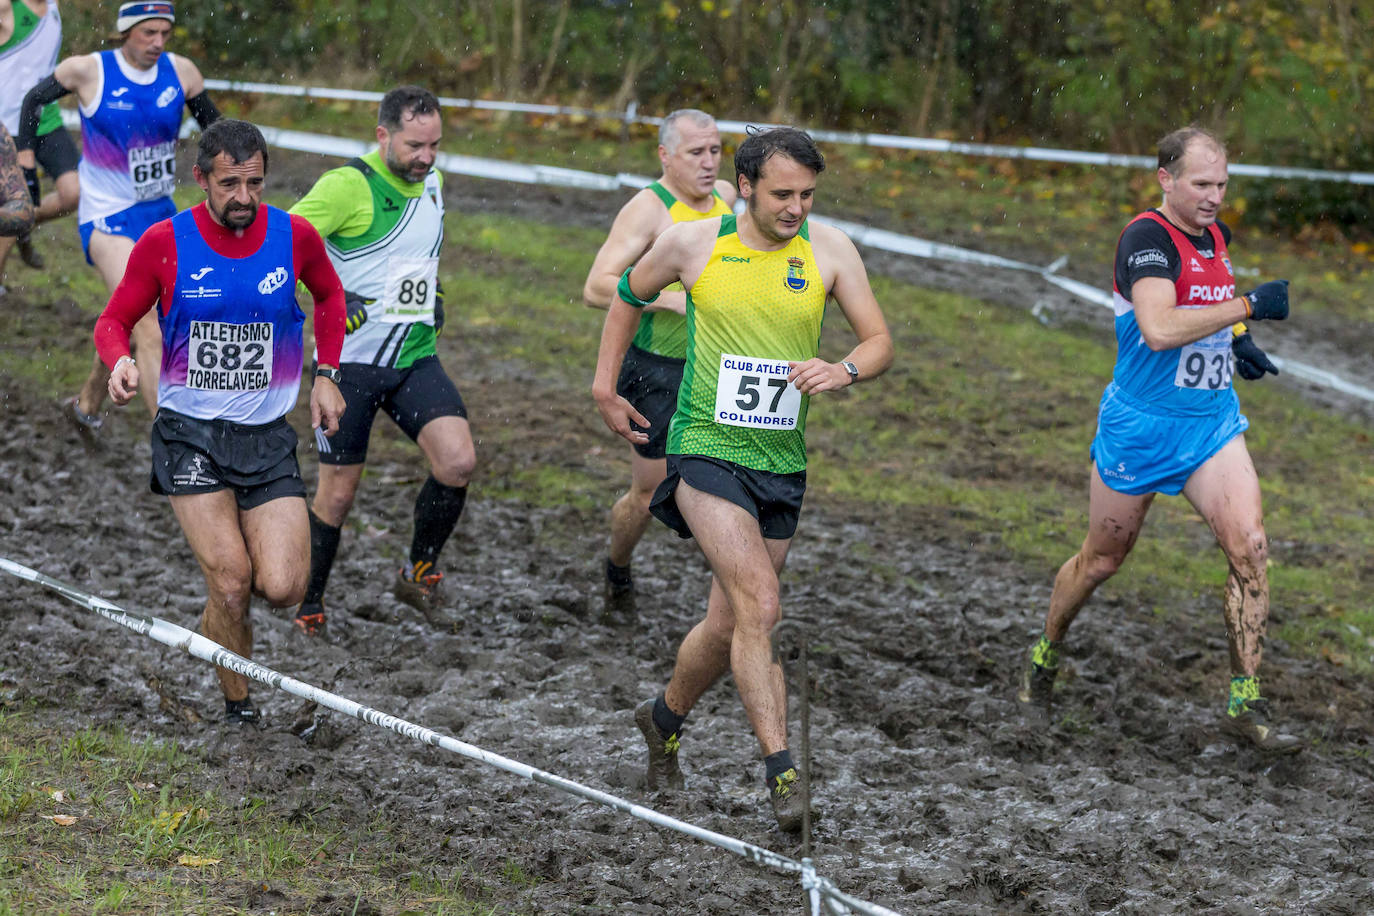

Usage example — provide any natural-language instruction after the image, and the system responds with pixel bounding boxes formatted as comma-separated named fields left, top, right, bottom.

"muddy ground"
left=2, top=154, right=1373, bottom=914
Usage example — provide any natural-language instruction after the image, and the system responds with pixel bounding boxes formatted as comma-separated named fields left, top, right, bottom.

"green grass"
left=0, top=708, right=520, bottom=914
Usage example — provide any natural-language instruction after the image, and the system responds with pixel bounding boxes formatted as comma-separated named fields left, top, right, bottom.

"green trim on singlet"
left=648, top=181, right=676, bottom=209
left=718, top=213, right=736, bottom=237
left=2, top=1, right=62, bottom=136
left=330, top=155, right=420, bottom=250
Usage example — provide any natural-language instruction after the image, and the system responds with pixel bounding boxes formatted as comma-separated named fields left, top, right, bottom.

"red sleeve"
left=291, top=213, right=344, bottom=366
left=93, top=220, right=177, bottom=368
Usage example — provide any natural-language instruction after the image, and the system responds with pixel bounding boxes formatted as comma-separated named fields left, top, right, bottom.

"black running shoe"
left=293, top=601, right=326, bottom=637
left=395, top=561, right=447, bottom=622
left=225, top=697, right=262, bottom=728
left=17, top=233, right=44, bottom=269
left=768, top=767, right=806, bottom=833
left=635, top=698, right=684, bottom=791
left=63, top=396, right=103, bottom=447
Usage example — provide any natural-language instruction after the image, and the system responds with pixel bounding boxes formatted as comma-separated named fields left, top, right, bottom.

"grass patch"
left=0, top=707, right=521, bottom=914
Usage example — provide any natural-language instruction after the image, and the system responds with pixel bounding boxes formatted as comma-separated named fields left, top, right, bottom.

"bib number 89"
left=398, top=278, right=429, bottom=306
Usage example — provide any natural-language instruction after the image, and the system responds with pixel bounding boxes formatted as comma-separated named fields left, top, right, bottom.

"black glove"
left=1243, top=280, right=1289, bottom=321
left=1232, top=332, right=1278, bottom=380
left=433, top=279, right=445, bottom=337
left=23, top=167, right=40, bottom=207
left=343, top=291, right=373, bottom=334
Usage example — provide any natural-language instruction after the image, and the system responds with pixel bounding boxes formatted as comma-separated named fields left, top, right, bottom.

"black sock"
left=652, top=694, right=686, bottom=737
left=303, top=509, right=341, bottom=605
left=764, top=749, right=796, bottom=784
left=411, top=477, right=467, bottom=567
left=606, top=558, right=633, bottom=588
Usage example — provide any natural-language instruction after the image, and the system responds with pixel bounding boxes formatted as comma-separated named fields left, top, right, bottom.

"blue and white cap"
left=116, top=1, right=174, bottom=33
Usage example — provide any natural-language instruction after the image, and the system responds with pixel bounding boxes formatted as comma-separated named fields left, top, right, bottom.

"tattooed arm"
left=0, top=125, right=36, bottom=237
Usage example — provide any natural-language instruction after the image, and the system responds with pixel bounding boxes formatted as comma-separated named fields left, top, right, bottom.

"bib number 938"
left=1174, top=331, right=1233, bottom=391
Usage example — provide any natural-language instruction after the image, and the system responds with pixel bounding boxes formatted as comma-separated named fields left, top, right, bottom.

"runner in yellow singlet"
left=582, top=109, right=734, bottom=614
left=593, top=127, right=893, bottom=832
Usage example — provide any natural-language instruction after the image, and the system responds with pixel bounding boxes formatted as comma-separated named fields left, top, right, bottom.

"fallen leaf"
left=43, top=815, right=78, bottom=826
left=177, top=854, right=222, bottom=867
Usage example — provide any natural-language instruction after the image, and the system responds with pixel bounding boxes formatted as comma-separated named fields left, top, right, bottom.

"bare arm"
left=591, top=220, right=711, bottom=442
left=714, top=178, right=738, bottom=208
left=788, top=223, right=893, bottom=394
left=0, top=126, right=35, bottom=237
left=581, top=190, right=687, bottom=315
left=171, top=53, right=206, bottom=99
left=1132, top=276, right=1250, bottom=351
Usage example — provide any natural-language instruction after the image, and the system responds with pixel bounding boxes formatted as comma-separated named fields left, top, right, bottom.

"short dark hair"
left=196, top=119, right=269, bottom=175
left=1158, top=126, right=1226, bottom=176
left=379, top=85, right=441, bottom=132
left=734, top=126, right=825, bottom=189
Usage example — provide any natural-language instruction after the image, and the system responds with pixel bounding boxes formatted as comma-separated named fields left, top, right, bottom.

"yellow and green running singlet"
left=630, top=181, right=733, bottom=359
left=669, top=214, right=826, bottom=474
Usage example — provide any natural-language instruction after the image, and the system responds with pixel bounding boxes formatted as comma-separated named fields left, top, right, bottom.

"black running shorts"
left=615, top=344, right=683, bottom=460
left=150, top=410, right=306, bottom=510
left=34, top=128, right=79, bottom=180
left=650, top=454, right=806, bottom=541
left=316, top=355, right=467, bottom=465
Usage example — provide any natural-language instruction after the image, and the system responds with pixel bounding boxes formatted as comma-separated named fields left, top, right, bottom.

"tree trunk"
left=532, top=0, right=571, bottom=99
left=507, top=0, right=524, bottom=98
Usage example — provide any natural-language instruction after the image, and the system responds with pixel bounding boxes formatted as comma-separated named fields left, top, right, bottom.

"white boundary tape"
left=0, top=557, right=904, bottom=916
left=199, top=78, right=1374, bottom=187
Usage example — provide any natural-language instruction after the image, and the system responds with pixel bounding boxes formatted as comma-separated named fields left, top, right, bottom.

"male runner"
left=95, top=119, right=345, bottom=724
left=288, top=85, right=473, bottom=634
left=1016, top=126, right=1300, bottom=753
left=19, top=0, right=219, bottom=429
left=0, top=123, right=35, bottom=236
left=582, top=109, right=735, bottom=610
left=0, top=0, right=78, bottom=284
left=594, top=127, right=893, bottom=831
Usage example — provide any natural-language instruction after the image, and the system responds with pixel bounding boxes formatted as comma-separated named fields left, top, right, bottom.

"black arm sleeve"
left=185, top=92, right=221, bottom=130
left=17, top=75, right=72, bottom=152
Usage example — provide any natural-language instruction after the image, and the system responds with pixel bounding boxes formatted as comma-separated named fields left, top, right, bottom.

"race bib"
left=129, top=141, right=176, bottom=202
left=1174, top=328, right=1233, bottom=391
left=380, top=256, right=439, bottom=324
left=714, top=354, right=802, bottom=429
left=186, top=321, right=273, bottom=391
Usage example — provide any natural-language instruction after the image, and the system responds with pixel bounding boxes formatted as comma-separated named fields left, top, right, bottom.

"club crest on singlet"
left=785, top=256, right=810, bottom=293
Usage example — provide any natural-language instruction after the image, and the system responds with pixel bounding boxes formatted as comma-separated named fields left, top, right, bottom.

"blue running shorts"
left=1090, top=382, right=1248, bottom=496
left=79, top=197, right=176, bottom=264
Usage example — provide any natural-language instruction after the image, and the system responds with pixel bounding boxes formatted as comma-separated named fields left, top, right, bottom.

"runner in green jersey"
left=0, top=0, right=79, bottom=283
left=593, top=127, right=893, bottom=832
left=582, top=109, right=735, bottom=613
left=288, top=86, right=475, bottom=636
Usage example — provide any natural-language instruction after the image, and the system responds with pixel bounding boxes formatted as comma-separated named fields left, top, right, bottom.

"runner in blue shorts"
left=1016, top=126, right=1302, bottom=753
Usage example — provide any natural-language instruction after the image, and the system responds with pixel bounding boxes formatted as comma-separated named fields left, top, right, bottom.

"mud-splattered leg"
left=1183, top=435, right=1268, bottom=676
left=1044, top=465, right=1154, bottom=642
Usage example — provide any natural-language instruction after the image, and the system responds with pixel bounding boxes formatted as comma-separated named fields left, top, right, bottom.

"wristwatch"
left=841, top=360, right=859, bottom=384
left=314, top=365, right=342, bottom=384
